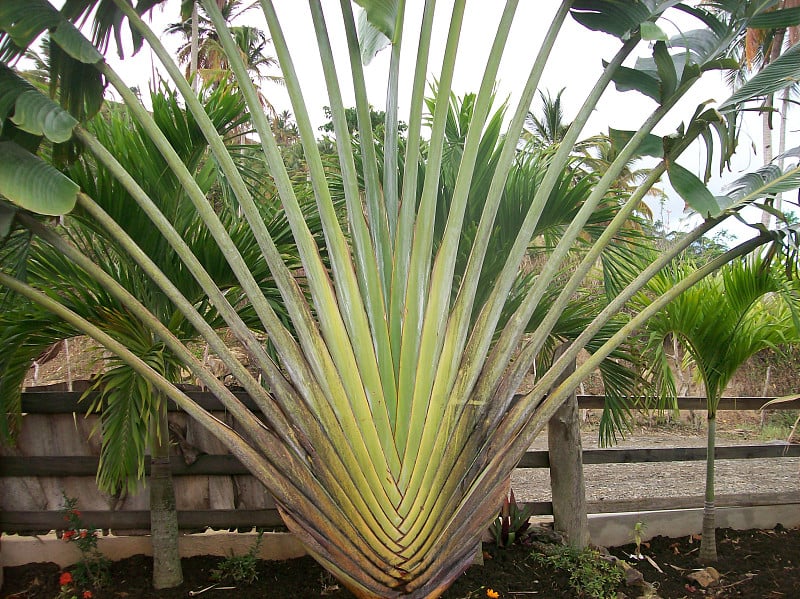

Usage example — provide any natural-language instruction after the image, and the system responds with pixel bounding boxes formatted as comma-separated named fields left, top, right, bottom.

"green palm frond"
left=640, top=253, right=800, bottom=413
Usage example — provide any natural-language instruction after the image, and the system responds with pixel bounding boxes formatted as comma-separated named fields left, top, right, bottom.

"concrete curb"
left=588, top=504, right=800, bottom=547
left=2, top=504, right=798, bottom=572
left=0, top=529, right=306, bottom=569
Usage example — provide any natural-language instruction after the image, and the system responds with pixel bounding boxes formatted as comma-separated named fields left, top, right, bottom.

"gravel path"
left=511, top=429, right=800, bottom=503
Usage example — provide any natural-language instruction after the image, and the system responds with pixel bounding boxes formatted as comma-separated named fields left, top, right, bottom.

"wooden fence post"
left=547, top=344, right=589, bottom=549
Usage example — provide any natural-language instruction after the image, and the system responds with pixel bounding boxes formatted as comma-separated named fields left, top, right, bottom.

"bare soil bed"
left=3, top=525, right=799, bottom=598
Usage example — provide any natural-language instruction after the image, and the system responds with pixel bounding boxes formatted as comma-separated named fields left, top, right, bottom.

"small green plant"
left=211, top=530, right=264, bottom=584
left=632, top=521, right=646, bottom=559
left=59, top=494, right=110, bottom=592
left=532, top=545, right=623, bottom=599
left=490, top=488, right=533, bottom=548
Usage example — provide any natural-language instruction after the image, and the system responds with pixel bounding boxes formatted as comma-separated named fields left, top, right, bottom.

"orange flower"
left=59, top=572, right=73, bottom=586
left=487, top=589, right=499, bottom=598
left=83, top=591, right=93, bottom=598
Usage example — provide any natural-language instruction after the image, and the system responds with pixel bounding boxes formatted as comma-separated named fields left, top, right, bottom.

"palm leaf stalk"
left=73, top=113, right=406, bottom=554
left=5, top=1, right=800, bottom=596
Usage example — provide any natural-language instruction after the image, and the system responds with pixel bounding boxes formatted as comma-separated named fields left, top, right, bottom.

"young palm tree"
left=639, top=254, right=800, bottom=562
left=4, top=2, right=800, bottom=596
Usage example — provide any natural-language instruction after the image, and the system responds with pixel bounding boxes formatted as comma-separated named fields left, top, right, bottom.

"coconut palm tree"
left=523, top=88, right=570, bottom=148
left=4, top=2, right=800, bottom=596
left=167, top=0, right=281, bottom=105
left=639, top=254, right=800, bottom=562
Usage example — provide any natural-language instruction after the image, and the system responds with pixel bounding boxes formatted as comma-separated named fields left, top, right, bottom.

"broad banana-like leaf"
left=0, top=63, right=77, bottom=142
left=0, top=0, right=108, bottom=123
left=668, top=161, right=729, bottom=217
left=610, top=128, right=663, bottom=157
left=607, top=61, right=661, bottom=100
left=640, top=21, right=668, bottom=41
left=0, top=142, right=78, bottom=214
left=569, top=0, right=655, bottom=39
left=673, top=148, right=800, bottom=219
left=0, top=0, right=60, bottom=50
left=357, top=8, right=390, bottom=65
left=51, top=21, right=104, bottom=64
left=353, top=0, right=399, bottom=41
left=10, top=90, right=78, bottom=143
left=0, top=202, right=15, bottom=239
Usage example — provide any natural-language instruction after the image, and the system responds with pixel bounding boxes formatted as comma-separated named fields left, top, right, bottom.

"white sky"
left=103, top=1, right=783, bottom=240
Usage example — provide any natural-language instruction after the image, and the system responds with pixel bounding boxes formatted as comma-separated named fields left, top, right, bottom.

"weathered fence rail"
left=1, top=391, right=798, bottom=534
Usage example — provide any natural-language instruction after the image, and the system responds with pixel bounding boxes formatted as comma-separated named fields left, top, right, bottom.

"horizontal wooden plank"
left=0, top=455, right=251, bottom=477
left=19, top=390, right=260, bottom=414
left=4, top=492, right=795, bottom=533
left=582, top=491, right=800, bottom=514
left=581, top=443, right=800, bottom=465
left=5, top=444, right=797, bottom=477
left=514, top=443, right=800, bottom=469
left=20, top=391, right=799, bottom=414
left=577, top=396, right=800, bottom=411
left=0, top=509, right=283, bottom=533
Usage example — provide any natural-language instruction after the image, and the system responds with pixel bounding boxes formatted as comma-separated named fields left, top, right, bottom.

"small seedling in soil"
left=490, top=488, right=533, bottom=548
left=210, top=530, right=264, bottom=584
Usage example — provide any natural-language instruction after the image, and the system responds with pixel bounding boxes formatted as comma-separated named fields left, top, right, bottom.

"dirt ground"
left=3, top=525, right=799, bottom=598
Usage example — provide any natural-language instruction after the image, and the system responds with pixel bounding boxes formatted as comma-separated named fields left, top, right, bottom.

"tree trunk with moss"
left=150, top=400, right=183, bottom=589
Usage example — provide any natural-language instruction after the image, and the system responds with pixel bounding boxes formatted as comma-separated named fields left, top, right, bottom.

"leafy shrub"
left=532, top=545, right=623, bottom=599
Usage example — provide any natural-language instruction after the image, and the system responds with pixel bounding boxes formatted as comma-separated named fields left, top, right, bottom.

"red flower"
left=80, top=530, right=87, bottom=538
left=62, top=530, right=75, bottom=541
left=71, top=510, right=81, bottom=517
left=59, top=572, right=73, bottom=586
left=83, top=591, right=93, bottom=598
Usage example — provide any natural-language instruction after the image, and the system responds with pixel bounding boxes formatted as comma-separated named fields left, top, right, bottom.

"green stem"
left=701, top=411, right=718, bottom=562
left=394, top=0, right=467, bottom=452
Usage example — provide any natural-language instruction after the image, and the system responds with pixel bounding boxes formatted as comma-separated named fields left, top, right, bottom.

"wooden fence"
left=1, top=391, right=798, bottom=534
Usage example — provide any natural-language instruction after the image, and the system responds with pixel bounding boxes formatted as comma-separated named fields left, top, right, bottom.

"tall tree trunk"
left=190, top=3, right=199, bottom=92
left=547, top=344, right=589, bottom=549
left=150, top=400, right=183, bottom=589
left=699, top=412, right=718, bottom=563
left=775, top=86, right=790, bottom=216
left=760, top=29, right=785, bottom=227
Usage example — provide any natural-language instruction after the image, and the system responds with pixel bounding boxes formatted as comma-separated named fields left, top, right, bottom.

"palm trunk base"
left=150, top=455, right=183, bottom=589
left=699, top=502, right=718, bottom=563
